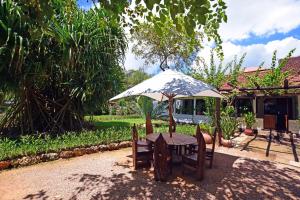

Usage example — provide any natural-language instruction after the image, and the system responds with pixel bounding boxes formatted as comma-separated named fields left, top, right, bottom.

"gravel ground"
left=0, top=147, right=299, bottom=200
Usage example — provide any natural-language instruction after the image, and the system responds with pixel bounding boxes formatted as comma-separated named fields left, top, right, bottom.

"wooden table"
left=146, top=133, right=197, bottom=171
left=146, top=133, right=196, bottom=146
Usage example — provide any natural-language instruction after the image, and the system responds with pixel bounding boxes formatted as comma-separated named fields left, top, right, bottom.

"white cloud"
left=197, top=37, right=300, bottom=68
left=221, top=0, right=300, bottom=41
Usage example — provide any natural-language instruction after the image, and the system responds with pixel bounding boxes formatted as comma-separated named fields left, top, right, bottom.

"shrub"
left=199, top=123, right=213, bottom=135
left=221, top=106, right=239, bottom=140
left=244, top=112, right=256, bottom=129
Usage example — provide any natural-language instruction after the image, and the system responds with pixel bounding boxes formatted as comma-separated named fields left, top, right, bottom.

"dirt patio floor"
left=0, top=146, right=299, bottom=200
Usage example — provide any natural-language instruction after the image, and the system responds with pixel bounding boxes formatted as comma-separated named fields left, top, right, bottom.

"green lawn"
left=0, top=115, right=196, bottom=161
left=86, top=115, right=167, bottom=129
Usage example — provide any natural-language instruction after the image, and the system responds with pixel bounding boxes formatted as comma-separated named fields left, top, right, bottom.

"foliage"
left=220, top=106, right=239, bottom=140
left=0, top=0, right=126, bottom=134
left=125, top=70, right=150, bottom=89
left=0, top=115, right=195, bottom=161
left=193, top=51, right=246, bottom=89
left=192, top=50, right=246, bottom=123
left=244, top=112, right=256, bottom=129
left=136, top=96, right=167, bottom=119
left=109, top=70, right=151, bottom=116
left=246, top=49, right=295, bottom=95
left=131, top=16, right=202, bottom=71
left=0, top=127, right=133, bottom=161
left=199, top=123, right=214, bottom=135
left=137, top=96, right=154, bottom=117
left=113, top=0, right=227, bottom=57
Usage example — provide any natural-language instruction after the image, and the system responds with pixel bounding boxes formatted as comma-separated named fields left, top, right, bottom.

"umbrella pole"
left=168, top=96, right=173, bottom=137
left=164, top=94, right=176, bottom=138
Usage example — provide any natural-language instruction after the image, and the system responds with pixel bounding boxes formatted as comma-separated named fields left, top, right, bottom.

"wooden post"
left=215, top=98, right=222, bottom=146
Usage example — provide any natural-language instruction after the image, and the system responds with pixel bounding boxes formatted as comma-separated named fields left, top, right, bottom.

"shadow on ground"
left=23, top=152, right=300, bottom=200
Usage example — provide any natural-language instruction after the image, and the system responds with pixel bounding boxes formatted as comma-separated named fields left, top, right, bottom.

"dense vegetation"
left=246, top=49, right=295, bottom=95
left=0, top=0, right=126, bottom=134
left=0, top=115, right=196, bottom=161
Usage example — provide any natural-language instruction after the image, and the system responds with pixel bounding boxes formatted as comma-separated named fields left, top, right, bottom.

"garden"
left=0, top=115, right=198, bottom=162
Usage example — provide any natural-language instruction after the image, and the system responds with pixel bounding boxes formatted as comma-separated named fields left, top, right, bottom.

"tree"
left=96, top=0, right=227, bottom=55
left=131, top=17, right=202, bottom=71
left=246, top=49, right=295, bottom=95
left=125, top=70, right=150, bottom=89
left=0, top=0, right=126, bottom=134
left=192, top=50, right=246, bottom=123
left=192, top=50, right=246, bottom=89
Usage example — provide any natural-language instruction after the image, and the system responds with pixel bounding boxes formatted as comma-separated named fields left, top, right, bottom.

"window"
left=182, top=99, right=193, bottom=115
left=196, top=99, right=206, bottom=115
left=235, top=98, right=253, bottom=117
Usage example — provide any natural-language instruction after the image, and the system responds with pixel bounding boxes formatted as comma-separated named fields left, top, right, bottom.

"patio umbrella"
left=110, top=69, right=223, bottom=137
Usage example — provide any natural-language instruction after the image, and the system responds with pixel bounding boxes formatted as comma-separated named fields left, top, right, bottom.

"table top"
left=146, top=133, right=197, bottom=146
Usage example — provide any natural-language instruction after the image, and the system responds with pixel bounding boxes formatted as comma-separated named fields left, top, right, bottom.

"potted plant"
left=244, top=112, right=256, bottom=136
left=219, top=106, right=239, bottom=147
left=199, top=123, right=213, bottom=144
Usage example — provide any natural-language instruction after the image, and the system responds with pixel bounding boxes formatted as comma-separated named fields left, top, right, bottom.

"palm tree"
left=0, top=0, right=126, bottom=134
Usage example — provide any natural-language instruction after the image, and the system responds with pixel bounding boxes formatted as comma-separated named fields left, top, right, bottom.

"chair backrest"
left=195, top=125, right=206, bottom=180
left=154, top=134, right=170, bottom=181
left=146, top=113, right=153, bottom=135
left=132, top=124, right=138, bottom=169
left=172, top=116, right=176, bottom=132
left=211, top=127, right=217, bottom=154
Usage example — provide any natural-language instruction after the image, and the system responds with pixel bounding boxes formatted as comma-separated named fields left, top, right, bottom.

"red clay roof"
left=282, top=56, right=300, bottom=85
left=220, top=56, right=300, bottom=90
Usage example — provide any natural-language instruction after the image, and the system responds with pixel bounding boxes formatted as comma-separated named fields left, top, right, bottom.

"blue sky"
left=77, top=0, right=300, bottom=73
left=233, top=26, right=300, bottom=46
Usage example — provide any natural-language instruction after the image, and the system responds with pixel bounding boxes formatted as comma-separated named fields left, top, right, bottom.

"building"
left=173, top=56, right=300, bottom=133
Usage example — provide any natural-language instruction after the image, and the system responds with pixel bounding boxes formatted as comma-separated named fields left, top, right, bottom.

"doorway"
left=263, top=97, right=293, bottom=131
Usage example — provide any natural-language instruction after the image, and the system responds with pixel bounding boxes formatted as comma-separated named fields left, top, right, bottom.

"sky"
left=78, top=0, right=300, bottom=74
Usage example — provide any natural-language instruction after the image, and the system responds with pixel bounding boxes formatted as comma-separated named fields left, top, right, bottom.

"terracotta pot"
left=221, top=138, right=233, bottom=148
left=244, top=128, right=254, bottom=136
left=203, top=133, right=213, bottom=144
left=0, top=161, right=11, bottom=170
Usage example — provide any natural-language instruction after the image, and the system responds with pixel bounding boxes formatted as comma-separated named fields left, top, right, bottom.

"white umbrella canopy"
left=109, top=69, right=223, bottom=137
left=109, top=69, right=223, bottom=102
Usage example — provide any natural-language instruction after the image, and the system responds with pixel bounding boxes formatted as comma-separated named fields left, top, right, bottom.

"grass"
left=86, top=115, right=167, bottom=129
left=0, top=115, right=196, bottom=161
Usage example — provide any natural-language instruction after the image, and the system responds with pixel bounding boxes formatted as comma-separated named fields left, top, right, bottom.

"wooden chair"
left=137, top=113, right=153, bottom=146
left=154, top=134, right=172, bottom=181
left=185, top=126, right=217, bottom=169
left=206, top=127, right=217, bottom=168
left=132, top=124, right=153, bottom=170
left=182, top=125, right=206, bottom=180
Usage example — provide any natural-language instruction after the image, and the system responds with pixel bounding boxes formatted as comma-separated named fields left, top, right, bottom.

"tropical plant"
left=220, top=106, right=239, bottom=140
left=199, top=123, right=213, bottom=135
left=246, top=49, right=295, bottom=95
left=244, top=112, right=256, bottom=129
left=192, top=51, right=246, bottom=124
left=0, top=0, right=126, bottom=134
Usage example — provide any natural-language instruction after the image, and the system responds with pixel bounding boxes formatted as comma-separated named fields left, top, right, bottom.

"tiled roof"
left=220, top=56, right=300, bottom=90
left=282, top=56, right=300, bottom=86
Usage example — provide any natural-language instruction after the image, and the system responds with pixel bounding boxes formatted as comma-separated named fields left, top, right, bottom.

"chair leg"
left=209, top=158, right=213, bottom=169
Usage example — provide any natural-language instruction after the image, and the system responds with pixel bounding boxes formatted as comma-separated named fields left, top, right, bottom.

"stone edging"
left=0, top=141, right=132, bottom=171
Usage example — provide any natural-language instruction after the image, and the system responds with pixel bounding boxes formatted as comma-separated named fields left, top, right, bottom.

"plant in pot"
left=199, top=123, right=213, bottom=144
left=244, top=112, right=256, bottom=136
left=220, top=106, right=239, bottom=147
